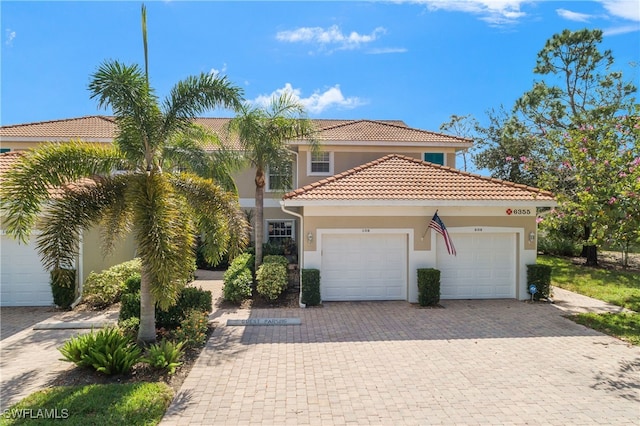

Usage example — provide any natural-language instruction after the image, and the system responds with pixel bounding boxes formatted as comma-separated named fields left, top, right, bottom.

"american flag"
left=429, top=212, right=456, bottom=256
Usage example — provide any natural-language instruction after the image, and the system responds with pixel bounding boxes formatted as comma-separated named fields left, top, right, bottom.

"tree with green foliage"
left=542, top=108, right=640, bottom=267
left=472, top=106, right=545, bottom=187
left=0, top=5, right=248, bottom=343
left=516, top=28, right=637, bottom=265
left=228, top=92, right=316, bottom=271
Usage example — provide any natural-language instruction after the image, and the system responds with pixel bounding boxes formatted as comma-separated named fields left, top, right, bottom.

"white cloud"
left=556, top=8, right=592, bottom=22
left=250, top=83, right=366, bottom=114
left=598, top=0, right=640, bottom=22
left=5, top=29, right=16, bottom=46
left=210, top=63, right=227, bottom=76
left=417, top=0, right=528, bottom=26
left=276, top=25, right=386, bottom=53
left=367, top=47, right=408, bottom=54
left=603, top=24, right=640, bottom=36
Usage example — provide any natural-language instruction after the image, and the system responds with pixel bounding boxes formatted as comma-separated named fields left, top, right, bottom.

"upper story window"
left=266, top=162, right=293, bottom=192
left=308, top=151, right=333, bottom=176
left=0, top=148, right=10, bottom=154
left=423, top=153, right=445, bottom=166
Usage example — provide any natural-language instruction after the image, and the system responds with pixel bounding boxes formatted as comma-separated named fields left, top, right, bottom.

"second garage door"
left=321, top=233, right=407, bottom=301
left=437, top=233, right=516, bottom=299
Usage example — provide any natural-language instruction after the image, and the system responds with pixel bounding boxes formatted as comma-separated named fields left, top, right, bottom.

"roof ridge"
left=0, top=115, right=115, bottom=129
left=412, top=154, right=553, bottom=196
left=285, top=153, right=554, bottom=199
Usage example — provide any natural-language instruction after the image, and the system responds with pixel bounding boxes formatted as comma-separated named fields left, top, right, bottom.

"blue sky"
left=1, top=1, right=638, bottom=133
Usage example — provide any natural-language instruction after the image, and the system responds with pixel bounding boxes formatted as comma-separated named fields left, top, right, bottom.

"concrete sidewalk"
left=0, top=306, right=118, bottom=409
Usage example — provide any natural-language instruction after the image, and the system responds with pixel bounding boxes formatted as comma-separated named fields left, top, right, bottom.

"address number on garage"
left=505, top=208, right=532, bottom=215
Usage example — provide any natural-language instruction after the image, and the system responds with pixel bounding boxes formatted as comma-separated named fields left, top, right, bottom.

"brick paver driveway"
left=162, top=297, right=640, bottom=425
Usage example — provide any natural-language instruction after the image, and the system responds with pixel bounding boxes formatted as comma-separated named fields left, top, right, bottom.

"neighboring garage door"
left=1, top=235, right=52, bottom=306
left=321, top=233, right=407, bottom=301
left=437, top=233, right=516, bottom=299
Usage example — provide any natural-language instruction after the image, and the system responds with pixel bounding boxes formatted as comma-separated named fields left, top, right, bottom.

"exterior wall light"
left=307, top=232, right=313, bottom=243
left=529, top=231, right=536, bottom=243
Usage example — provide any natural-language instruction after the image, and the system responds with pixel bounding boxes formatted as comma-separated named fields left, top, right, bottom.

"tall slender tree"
left=228, top=93, right=316, bottom=271
left=515, top=29, right=637, bottom=265
left=0, top=5, right=248, bottom=343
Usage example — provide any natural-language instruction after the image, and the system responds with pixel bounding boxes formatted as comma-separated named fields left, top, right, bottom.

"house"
left=0, top=116, right=555, bottom=306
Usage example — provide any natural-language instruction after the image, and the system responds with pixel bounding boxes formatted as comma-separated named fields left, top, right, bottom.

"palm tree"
left=228, top=93, right=316, bottom=271
left=1, top=38, right=248, bottom=345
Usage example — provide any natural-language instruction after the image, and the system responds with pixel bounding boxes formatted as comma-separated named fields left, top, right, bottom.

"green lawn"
left=0, top=383, right=173, bottom=426
left=537, top=255, right=640, bottom=312
left=537, top=255, right=640, bottom=346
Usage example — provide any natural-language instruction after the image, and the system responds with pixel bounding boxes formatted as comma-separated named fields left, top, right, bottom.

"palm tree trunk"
left=255, top=168, right=265, bottom=272
left=138, top=266, right=156, bottom=344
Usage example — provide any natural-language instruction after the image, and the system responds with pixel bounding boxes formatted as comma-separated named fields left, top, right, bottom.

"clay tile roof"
left=2, top=116, right=467, bottom=149
left=0, top=116, right=117, bottom=140
left=310, top=120, right=471, bottom=145
left=0, top=151, right=95, bottom=198
left=284, top=154, right=555, bottom=202
left=0, top=151, right=23, bottom=180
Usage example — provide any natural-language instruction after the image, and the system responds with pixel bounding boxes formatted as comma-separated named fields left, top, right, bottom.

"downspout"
left=71, top=233, right=84, bottom=309
left=280, top=200, right=305, bottom=308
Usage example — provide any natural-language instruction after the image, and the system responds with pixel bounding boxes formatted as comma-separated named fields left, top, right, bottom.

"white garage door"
left=1, top=235, right=53, bottom=306
left=437, top=233, right=516, bottom=299
left=321, top=233, right=407, bottom=301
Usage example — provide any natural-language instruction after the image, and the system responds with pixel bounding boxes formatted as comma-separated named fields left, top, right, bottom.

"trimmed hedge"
left=119, top=286, right=212, bottom=329
left=417, top=268, right=440, bottom=306
left=222, top=253, right=255, bottom=304
left=82, top=258, right=142, bottom=308
left=301, top=269, right=321, bottom=306
left=527, top=264, right=552, bottom=301
left=50, top=268, right=76, bottom=310
left=263, top=255, right=289, bottom=267
left=256, top=260, right=288, bottom=301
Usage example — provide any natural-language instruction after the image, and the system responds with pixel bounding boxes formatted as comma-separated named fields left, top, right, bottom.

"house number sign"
left=506, top=208, right=532, bottom=215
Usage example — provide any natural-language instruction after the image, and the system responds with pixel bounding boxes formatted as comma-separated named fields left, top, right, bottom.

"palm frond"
left=0, top=142, right=124, bottom=242
left=162, top=73, right=243, bottom=135
left=170, top=173, right=249, bottom=264
left=36, top=175, right=129, bottom=270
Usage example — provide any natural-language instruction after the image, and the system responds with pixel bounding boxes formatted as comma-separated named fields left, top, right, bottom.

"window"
left=267, top=162, right=293, bottom=192
left=267, top=220, right=295, bottom=242
left=308, top=151, right=333, bottom=176
left=0, top=148, right=10, bottom=154
left=423, top=153, right=445, bottom=165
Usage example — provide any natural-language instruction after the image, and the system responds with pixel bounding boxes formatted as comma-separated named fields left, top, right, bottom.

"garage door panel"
left=321, top=233, right=407, bottom=301
left=1, top=236, right=53, bottom=306
left=438, top=233, right=516, bottom=299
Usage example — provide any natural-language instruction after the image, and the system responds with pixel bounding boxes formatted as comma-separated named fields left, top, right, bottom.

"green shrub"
left=119, top=292, right=141, bottom=323
left=417, top=268, right=440, bottom=306
left=143, top=339, right=184, bottom=375
left=223, top=269, right=253, bottom=304
left=538, top=236, right=581, bottom=257
left=263, top=255, right=288, bottom=266
left=82, top=258, right=142, bottom=308
left=256, top=262, right=288, bottom=301
left=50, top=268, right=76, bottom=310
left=119, top=286, right=212, bottom=329
left=171, top=309, right=209, bottom=349
left=301, top=269, right=321, bottom=306
left=59, top=327, right=142, bottom=375
left=124, top=273, right=141, bottom=294
left=59, top=331, right=98, bottom=367
left=223, top=253, right=255, bottom=304
left=118, top=316, right=140, bottom=341
left=527, top=264, right=552, bottom=301
left=156, top=287, right=212, bottom=328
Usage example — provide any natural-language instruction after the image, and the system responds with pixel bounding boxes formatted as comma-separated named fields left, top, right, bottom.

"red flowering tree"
left=541, top=108, right=640, bottom=266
